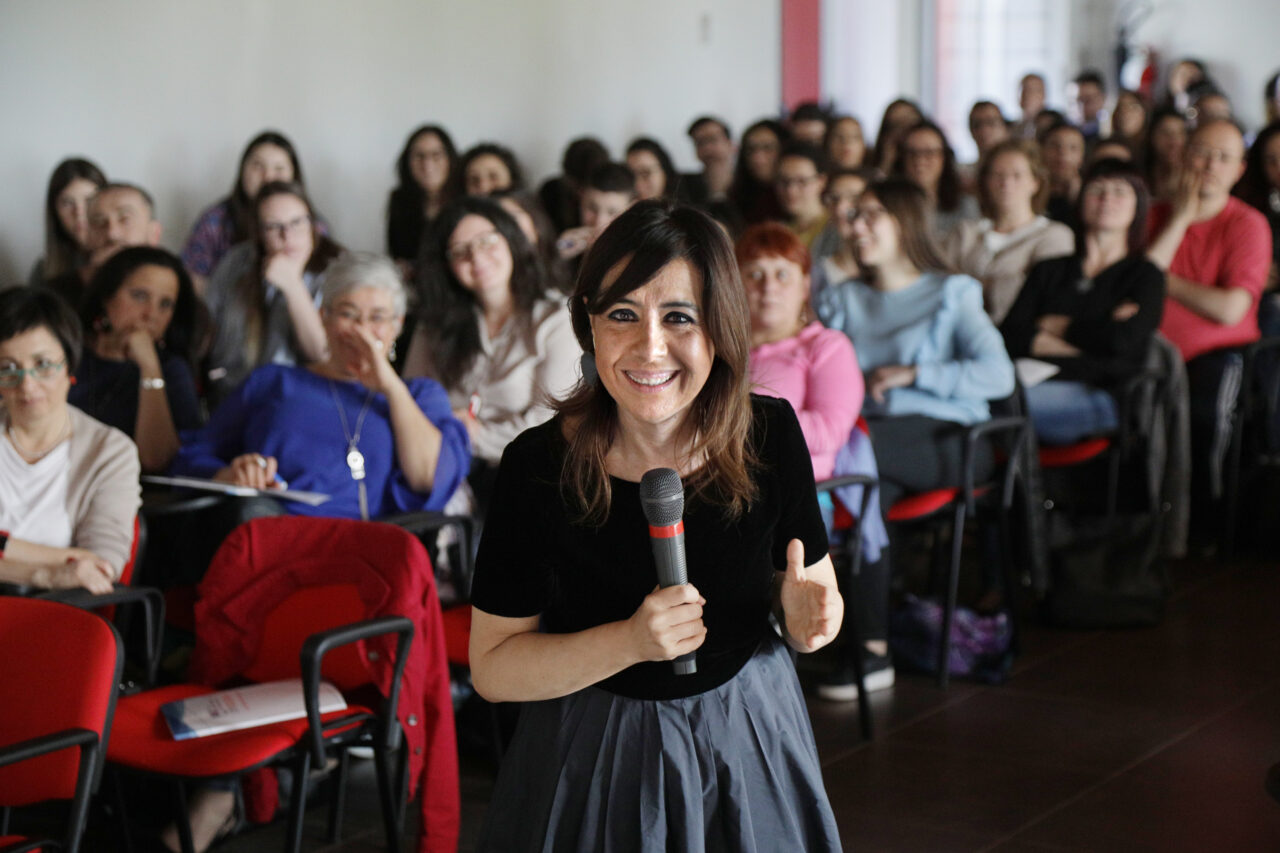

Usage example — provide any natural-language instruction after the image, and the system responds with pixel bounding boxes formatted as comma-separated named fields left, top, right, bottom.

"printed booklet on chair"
left=160, top=678, right=347, bottom=740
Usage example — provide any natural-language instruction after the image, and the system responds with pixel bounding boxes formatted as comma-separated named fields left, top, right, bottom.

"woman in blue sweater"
left=173, top=251, right=470, bottom=520
left=816, top=177, right=1014, bottom=698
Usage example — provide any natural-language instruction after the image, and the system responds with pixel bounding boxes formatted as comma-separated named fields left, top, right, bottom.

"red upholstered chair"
left=830, top=415, right=1031, bottom=689
left=104, top=516, right=459, bottom=853
left=0, top=598, right=123, bottom=853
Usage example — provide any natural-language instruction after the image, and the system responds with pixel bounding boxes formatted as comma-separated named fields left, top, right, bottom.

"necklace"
left=8, top=409, right=72, bottom=464
left=328, top=380, right=376, bottom=520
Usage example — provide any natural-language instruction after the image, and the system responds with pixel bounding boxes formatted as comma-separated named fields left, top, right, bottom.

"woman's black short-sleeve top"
left=470, top=395, right=828, bottom=700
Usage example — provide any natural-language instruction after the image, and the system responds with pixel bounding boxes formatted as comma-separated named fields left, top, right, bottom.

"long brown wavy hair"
left=556, top=199, right=758, bottom=525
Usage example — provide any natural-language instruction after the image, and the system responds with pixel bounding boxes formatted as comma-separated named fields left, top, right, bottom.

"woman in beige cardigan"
left=943, top=139, right=1075, bottom=324
left=0, top=287, right=140, bottom=594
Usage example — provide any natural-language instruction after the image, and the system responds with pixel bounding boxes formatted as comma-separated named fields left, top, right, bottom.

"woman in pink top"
left=737, top=223, right=862, bottom=479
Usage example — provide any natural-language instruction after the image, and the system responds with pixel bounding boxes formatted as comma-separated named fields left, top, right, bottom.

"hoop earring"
left=388, top=341, right=397, bottom=363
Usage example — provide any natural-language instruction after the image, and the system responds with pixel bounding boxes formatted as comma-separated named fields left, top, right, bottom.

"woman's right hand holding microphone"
left=627, top=583, right=707, bottom=663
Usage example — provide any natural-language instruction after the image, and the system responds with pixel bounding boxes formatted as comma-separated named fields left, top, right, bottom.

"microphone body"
left=639, top=468, right=697, bottom=675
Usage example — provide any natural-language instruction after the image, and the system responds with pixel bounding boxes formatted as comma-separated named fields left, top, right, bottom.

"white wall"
left=0, top=0, right=781, bottom=283
left=1132, top=0, right=1280, bottom=131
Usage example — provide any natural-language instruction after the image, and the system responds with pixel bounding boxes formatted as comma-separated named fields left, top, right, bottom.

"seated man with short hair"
left=1146, top=118, right=1271, bottom=536
left=47, top=182, right=163, bottom=308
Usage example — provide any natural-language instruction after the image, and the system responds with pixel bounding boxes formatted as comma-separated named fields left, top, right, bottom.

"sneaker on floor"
left=815, top=653, right=895, bottom=702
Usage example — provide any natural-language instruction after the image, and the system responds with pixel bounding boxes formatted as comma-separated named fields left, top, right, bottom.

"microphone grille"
left=639, top=468, right=684, bottom=525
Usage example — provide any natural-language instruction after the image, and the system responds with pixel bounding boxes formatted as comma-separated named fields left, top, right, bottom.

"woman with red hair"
left=737, top=223, right=862, bottom=479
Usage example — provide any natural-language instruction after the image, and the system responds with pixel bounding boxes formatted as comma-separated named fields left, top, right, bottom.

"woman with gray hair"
left=172, top=251, right=470, bottom=520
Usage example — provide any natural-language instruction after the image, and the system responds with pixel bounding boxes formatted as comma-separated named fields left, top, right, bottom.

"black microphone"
left=639, top=468, right=696, bottom=675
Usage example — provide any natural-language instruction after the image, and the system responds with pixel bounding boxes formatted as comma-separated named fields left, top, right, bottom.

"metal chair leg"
left=172, top=782, right=196, bottom=853
left=937, top=502, right=967, bottom=689
left=285, top=750, right=312, bottom=853
left=327, top=747, right=351, bottom=843
left=373, top=740, right=402, bottom=853
left=110, top=768, right=135, bottom=853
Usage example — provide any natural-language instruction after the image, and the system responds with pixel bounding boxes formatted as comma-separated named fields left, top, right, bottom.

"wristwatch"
left=140, top=376, right=166, bottom=391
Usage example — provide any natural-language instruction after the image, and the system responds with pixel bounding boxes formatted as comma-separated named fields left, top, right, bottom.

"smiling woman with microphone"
left=468, top=200, right=844, bottom=851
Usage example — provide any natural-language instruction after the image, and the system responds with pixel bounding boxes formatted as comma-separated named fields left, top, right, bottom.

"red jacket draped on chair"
left=188, top=516, right=459, bottom=853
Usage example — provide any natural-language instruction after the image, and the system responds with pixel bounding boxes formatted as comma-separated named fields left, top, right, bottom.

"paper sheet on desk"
left=1015, top=358, right=1061, bottom=388
left=142, top=475, right=331, bottom=506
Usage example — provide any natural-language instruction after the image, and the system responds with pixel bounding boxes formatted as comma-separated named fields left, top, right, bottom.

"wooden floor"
left=63, top=554, right=1280, bottom=852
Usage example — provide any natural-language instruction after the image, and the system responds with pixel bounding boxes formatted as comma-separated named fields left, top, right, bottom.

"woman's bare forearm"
left=470, top=616, right=641, bottom=703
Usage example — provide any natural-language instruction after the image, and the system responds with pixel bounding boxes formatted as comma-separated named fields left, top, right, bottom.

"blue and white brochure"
left=160, top=679, right=347, bottom=740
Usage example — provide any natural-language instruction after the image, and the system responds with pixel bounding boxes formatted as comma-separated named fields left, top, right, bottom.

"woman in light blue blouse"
left=814, top=177, right=1014, bottom=700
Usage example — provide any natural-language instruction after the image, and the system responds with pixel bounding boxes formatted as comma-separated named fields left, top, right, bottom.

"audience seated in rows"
left=173, top=251, right=469, bottom=519
left=461, top=142, right=524, bottom=197
left=625, top=136, right=682, bottom=202
left=1144, top=107, right=1189, bottom=203
left=871, top=98, right=924, bottom=174
left=731, top=118, right=790, bottom=225
left=71, top=246, right=202, bottom=472
left=202, top=180, right=339, bottom=407
left=30, top=157, right=106, bottom=288
left=1001, top=158, right=1167, bottom=445
left=825, top=115, right=867, bottom=171
left=181, top=131, right=315, bottom=297
left=556, top=161, right=637, bottom=265
left=1013, top=73, right=1046, bottom=141
left=816, top=176, right=1016, bottom=699
left=776, top=143, right=831, bottom=250
left=1073, top=69, right=1109, bottom=144
left=683, top=115, right=736, bottom=205
left=386, top=124, right=462, bottom=276
left=0, top=287, right=140, bottom=594
left=46, top=182, right=163, bottom=310
left=1042, top=122, right=1088, bottom=225
left=538, top=136, right=608, bottom=234
left=943, top=138, right=1075, bottom=324
left=1146, top=118, right=1272, bottom=539
left=893, top=120, right=979, bottom=240
left=739, top=223, right=862, bottom=480
left=809, top=166, right=876, bottom=305
left=403, top=197, right=581, bottom=508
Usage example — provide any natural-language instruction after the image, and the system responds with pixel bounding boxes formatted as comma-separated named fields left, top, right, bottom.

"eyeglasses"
left=822, top=191, right=862, bottom=207
left=261, top=215, right=311, bottom=240
left=776, top=174, right=819, bottom=190
left=1186, top=145, right=1239, bottom=165
left=849, top=205, right=888, bottom=225
left=329, top=307, right=398, bottom=328
left=446, top=230, right=505, bottom=264
left=903, top=146, right=944, bottom=160
left=0, top=359, right=66, bottom=388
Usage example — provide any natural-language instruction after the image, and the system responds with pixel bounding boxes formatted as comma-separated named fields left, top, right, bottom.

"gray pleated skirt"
left=476, top=635, right=843, bottom=852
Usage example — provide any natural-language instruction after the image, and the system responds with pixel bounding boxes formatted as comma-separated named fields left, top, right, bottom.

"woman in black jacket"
left=1001, top=159, right=1166, bottom=445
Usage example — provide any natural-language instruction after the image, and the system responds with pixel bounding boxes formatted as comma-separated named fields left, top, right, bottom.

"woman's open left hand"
left=779, top=539, right=842, bottom=651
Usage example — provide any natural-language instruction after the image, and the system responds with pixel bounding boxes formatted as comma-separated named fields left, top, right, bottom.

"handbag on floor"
left=1044, top=512, right=1167, bottom=628
left=889, top=594, right=1013, bottom=684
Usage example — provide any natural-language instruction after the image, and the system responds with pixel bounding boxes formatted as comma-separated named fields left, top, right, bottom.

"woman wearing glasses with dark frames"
left=403, top=197, right=580, bottom=513
left=202, top=180, right=342, bottom=409
left=0, top=287, right=139, bottom=594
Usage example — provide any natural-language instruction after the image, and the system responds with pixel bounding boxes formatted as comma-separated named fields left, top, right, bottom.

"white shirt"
left=0, top=436, right=72, bottom=548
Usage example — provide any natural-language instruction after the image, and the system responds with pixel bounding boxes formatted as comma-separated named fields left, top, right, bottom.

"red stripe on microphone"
left=648, top=520, right=684, bottom=539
